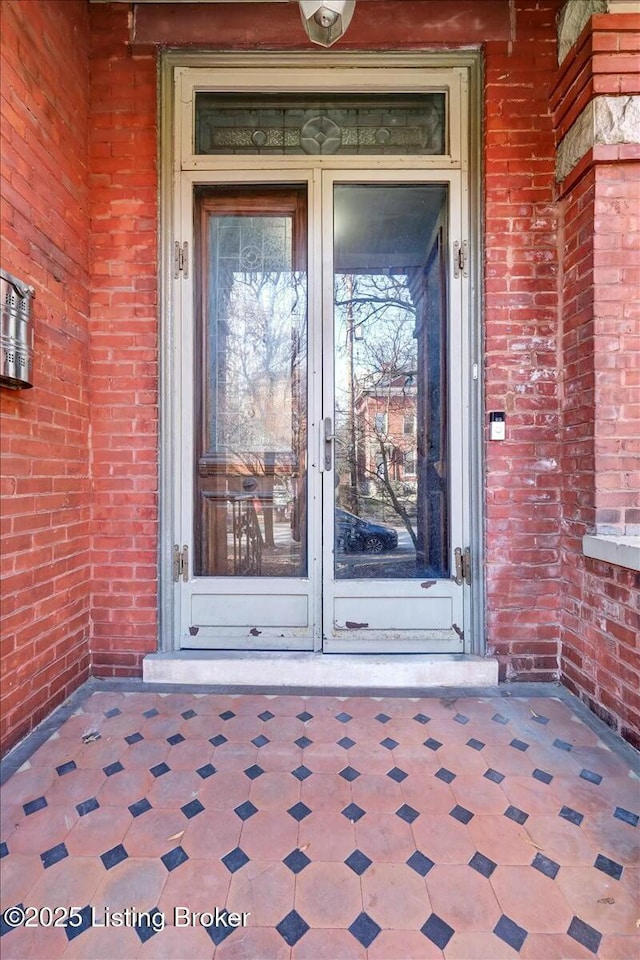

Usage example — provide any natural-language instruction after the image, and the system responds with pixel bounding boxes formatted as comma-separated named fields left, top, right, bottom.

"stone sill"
left=583, top=534, right=640, bottom=572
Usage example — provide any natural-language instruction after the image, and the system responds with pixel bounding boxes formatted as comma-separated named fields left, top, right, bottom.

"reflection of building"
left=354, top=373, right=417, bottom=487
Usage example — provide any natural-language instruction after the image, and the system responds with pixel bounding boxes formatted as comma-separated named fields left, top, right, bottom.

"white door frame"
left=157, top=52, right=485, bottom=656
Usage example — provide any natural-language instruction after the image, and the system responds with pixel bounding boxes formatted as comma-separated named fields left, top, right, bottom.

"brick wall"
left=0, top=0, right=91, bottom=752
left=483, top=2, right=564, bottom=681
left=89, top=2, right=159, bottom=676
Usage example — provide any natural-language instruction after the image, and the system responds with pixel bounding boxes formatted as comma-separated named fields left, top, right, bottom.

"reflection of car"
left=336, top=509, right=399, bottom=553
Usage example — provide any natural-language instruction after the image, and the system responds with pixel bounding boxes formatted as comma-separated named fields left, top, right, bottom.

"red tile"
left=0, top=854, right=43, bottom=908
left=368, top=929, right=444, bottom=959
left=157, top=856, right=230, bottom=918
left=147, top=769, right=203, bottom=810
left=426, top=863, right=502, bottom=932
left=123, top=808, right=189, bottom=858
left=296, top=810, right=357, bottom=861
left=411, top=815, right=476, bottom=864
left=361, top=861, right=430, bottom=929
left=96, top=767, right=154, bottom=807
left=400, top=776, right=457, bottom=815
left=91, top=856, right=168, bottom=913
left=62, top=924, right=143, bottom=959
left=215, top=927, right=291, bottom=959
left=523, top=815, right=600, bottom=866
left=355, top=812, right=416, bottom=862
left=1, top=766, right=56, bottom=808
left=137, top=922, right=214, bottom=959
left=292, top=927, right=367, bottom=959
left=8, top=806, right=77, bottom=855
left=300, top=773, right=352, bottom=812
left=467, top=814, right=541, bottom=866
left=294, top=861, right=362, bottom=927
left=350, top=773, right=405, bottom=813
left=226, top=859, right=295, bottom=926
left=450, top=775, right=508, bottom=815
left=182, top=809, right=242, bottom=860
left=555, top=864, right=639, bottom=933
left=596, top=934, right=640, bottom=959
left=520, top=932, right=597, bottom=959
left=26, top=854, right=104, bottom=909
left=444, top=931, right=519, bottom=958
left=238, top=809, right=299, bottom=860
left=65, top=805, right=131, bottom=856
left=249, top=771, right=300, bottom=810
left=490, top=865, right=574, bottom=932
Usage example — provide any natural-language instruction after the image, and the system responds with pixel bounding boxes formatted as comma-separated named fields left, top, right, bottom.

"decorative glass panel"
left=195, top=93, right=447, bottom=156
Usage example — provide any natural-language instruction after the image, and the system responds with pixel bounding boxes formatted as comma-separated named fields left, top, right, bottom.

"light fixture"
left=299, top=1, right=356, bottom=48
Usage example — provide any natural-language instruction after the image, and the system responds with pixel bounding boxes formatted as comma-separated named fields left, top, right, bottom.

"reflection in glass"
left=195, top=189, right=307, bottom=577
left=333, top=184, right=449, bottom=580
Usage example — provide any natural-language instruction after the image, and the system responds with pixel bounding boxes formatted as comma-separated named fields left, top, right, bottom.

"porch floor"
left=1, top=684, right=638, bottom=959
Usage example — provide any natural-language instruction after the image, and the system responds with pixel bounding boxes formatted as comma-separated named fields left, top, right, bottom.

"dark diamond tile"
left=375, top=713, right=392, bottom=724
left=342, top=803, right=366, bottom=823
left=76, top=797, right=100, bottom=817
left=210, top=734, right=227, bottom=747
left=553, top=738, right=573, bottom=752
left=345, top=849, right=372, bottom=875
left=220, top=710, right=236, bottom=721
left=567, top=916, right=602, bottom=955
left=337, top=736, right=356, bottom=750
left=105, top=708, right=121, bottom=719
left=0, top=842, right=8, bottom=859
left=339, top=766, right=361, bottom=782
left=336, top=712, right=352, bottom=723
left=167, top=733, right=185, bottom=746
left=101, top=844, right=128, bottom=870
left=205, top=911, right=238, bottom=947
left=234, top=801, right=258, bottom=822
left=258, top=710, right=274, bottom=722
left=134, top=907, right=163, bottom=944
left=421, top=913, right=454, bottom=949
left=492, top=713, right=509, bottom=724
left=125, top=732, right=144, bottom=745
left=436, top=767, right=456, bottom=784
left=41, top=843, right=68, bottom=869
left=387, top=766, right=408, bottom=783
left=150, top=762, right=170, bottom=778
left=23, top=796, right=47, bottom=816
left=103, top=761, right=124, bottom=777
left=454, top=713, right=470, bottom=724
left=349, top=912, right=381, bottom=948
left=467, top=738, right=485, bottom=751
left=532, top=853, right=560, bottom=880
left=531, top=713, right=549, bottom=725
left=181, top=799, right=205, bottom=819
left=424, top=738, right=442, bottom=751
left=450, top=805, right=474, bottom=825
left=56, top=760, right=77, bottom=776
left=1, top=903, right=24, bottom=938
left=380, top=737, right=399, bottom=750
left=252, top=734, right=270, bottom=748
left=469, top=851, right=497, bottom=878
left=614, top=806, right=638, bottom=827
left=297, top=711, right=313, bottom=723
left=510, top=739, right=529, bottom=752
left=288, top=802, right=312, bottom=822
left=396, top=804, right=420, bottom=824
left=196, top=763, right=216, bottom=779
left=413, top=713, right=430, bottom=724
left=594, top=854, right=623, bottom=880
left=283, top=849, right=311, bottom=874
left=143, top=707, right=159, bottom=719
left=505, top=806, right=529, bottom=825
left=244, top=764, right=264, bottom=780
left=295, top=735, right=313, bottom=749
left=161, top=845, right=189, bottom=872
left=128, top=798, right=152, bottom=817
left=407, top=851, right=434, bottom=876
left=64, top=904, right=92, bottom=941
left=181, top=709, right=196, bottom=720
left=532, top=768, right=553, bottom=785
left=494, top=914, right=527, bottom=951
left=580, top=769, right=602, bottom=785
left=222, top=847, right=250, bottom=873
left=559, top=806, right=584, bottom=826
left=276, top=910, right=309, bottom=947
left=484, top=768, right=505, bottom=784
left=291, top=765, right=313, bottom=782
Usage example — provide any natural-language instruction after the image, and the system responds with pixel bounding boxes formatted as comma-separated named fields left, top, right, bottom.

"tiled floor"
left=1, top=686, right=639, bottom=959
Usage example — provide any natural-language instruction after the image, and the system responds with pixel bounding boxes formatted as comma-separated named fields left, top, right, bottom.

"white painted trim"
left=583, top=534, right=640, bottom=572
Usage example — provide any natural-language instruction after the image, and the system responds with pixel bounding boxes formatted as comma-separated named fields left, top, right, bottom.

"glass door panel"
left=333, top=184, right=449, bottom=580
left=195, top=187, right=308, bottom=579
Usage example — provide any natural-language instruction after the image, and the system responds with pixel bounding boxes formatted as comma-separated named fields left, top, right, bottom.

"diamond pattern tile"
left=1, top=688, right=636, bottom=960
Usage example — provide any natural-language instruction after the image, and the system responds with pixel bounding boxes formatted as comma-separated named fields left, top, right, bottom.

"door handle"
left=322, top=416, right=334, bottom=471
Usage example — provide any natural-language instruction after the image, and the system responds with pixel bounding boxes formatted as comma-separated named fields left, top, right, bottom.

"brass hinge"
left=173, top=241, right=189, bottom=278
left=454, top=546, right=472, bottom=586
left=453, top=240, right=469, bottom=279
left=173, top=544, right=189, bottom=582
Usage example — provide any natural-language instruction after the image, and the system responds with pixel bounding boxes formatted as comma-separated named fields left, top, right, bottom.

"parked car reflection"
left=335, top=509, right=399, bottom=553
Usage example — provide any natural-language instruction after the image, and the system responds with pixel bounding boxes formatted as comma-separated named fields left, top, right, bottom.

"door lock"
left=322, top=416, right=335, bottom=471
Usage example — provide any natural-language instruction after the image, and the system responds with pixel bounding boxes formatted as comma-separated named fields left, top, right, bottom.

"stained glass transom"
left=194, top=93, right=447, bottom=156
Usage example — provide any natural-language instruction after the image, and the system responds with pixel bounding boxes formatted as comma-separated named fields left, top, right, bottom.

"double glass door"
left=177, top=170, right=467, bottom=652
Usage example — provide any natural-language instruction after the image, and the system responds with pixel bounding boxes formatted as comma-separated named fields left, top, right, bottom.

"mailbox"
left=1, top=268, right=35, bottom=389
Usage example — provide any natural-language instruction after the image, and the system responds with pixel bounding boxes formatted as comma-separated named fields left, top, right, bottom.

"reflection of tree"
left=334, top=272, right=419, bottom=543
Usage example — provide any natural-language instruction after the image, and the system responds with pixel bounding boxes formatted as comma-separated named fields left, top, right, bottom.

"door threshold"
left=143, top=650, right=498, bottom=689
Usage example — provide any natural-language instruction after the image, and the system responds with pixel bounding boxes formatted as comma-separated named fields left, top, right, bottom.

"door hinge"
left=173, top=544, right=189, bottom=582
left=454, top=546, right=472, bottom=586
left=173, top=241, right=189, bottom=278
left=453, top=240, right=469, bottom=279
